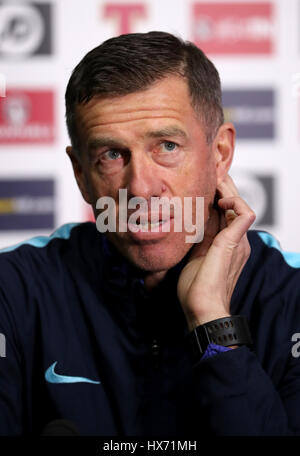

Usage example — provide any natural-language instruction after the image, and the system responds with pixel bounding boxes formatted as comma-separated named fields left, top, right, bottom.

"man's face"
left=71, top=75, right=220, bottom=272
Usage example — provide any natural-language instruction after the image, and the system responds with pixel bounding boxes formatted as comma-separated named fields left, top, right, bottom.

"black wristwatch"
left=186, top=315, right=253, bottom=360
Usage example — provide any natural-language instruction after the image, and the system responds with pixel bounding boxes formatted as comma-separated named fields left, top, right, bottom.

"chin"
left=128, top=252, right=178, bottom=273
left=115, top=235, right=192, bottom=273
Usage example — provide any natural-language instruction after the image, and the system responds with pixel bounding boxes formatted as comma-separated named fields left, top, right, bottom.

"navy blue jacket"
left=0, top=222, right=300, bottom=435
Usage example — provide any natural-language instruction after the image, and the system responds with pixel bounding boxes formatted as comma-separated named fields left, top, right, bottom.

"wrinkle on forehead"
left=78, top=101, right=190, bottom=126
left=74, top=76, right=204, bottom=148
left=77, top=76, right=193, bottom=123
left=86, top=115, right=186, bottom=131
left=77, top=106, right=192, bottom=141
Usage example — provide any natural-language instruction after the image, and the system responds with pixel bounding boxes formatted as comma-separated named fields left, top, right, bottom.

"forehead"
left=74, top=76, right=202, bottom=139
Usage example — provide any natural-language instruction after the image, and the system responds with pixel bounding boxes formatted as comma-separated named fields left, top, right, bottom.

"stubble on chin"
left=117, top=235, right=193, bottom=273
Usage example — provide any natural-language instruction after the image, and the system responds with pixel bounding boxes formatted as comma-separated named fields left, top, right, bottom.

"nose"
left=125, top=153, right=164, bottom=200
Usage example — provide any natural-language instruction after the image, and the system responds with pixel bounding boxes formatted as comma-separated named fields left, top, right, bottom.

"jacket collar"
left=100, top=233, right=191, bottom=338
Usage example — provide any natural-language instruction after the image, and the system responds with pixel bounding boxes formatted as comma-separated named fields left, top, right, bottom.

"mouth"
left=128, top=217, right=170, bottom=230
left=126, top=216, right=174, bottom=240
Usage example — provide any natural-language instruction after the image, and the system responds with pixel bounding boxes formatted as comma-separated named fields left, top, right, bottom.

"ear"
left=66, top=146, right=93, bottom=204
left=212, top=123, right=235, bottom=185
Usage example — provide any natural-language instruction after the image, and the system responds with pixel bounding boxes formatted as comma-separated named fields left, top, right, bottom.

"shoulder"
left=0, top=222, right=105, bottom=338
left=0, top=222, right=101, bottom=301
left=246, top=229, right=300, bottom=279
left=233, top=229, right=300, bottom=319
left=244, top=231, right=300, bottom=374
left=0, top=222, right=98, bottom=265
left=0, top=222, right=94, bottom=256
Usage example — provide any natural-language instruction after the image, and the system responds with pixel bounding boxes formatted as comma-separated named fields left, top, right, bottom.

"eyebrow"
left=144, top=126, right=188, bottom=140
left=87, top=137, right=123, bottom=151
left=87, top=125, right=188, bottom=154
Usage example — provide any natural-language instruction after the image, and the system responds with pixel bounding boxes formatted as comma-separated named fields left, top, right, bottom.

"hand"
left=177, top=174, right=256, bottom=331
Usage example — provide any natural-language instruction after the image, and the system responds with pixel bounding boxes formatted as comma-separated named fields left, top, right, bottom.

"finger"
left=218, top=175, right=254, bottom=230
left=225, top=208, right=238, bottom=224
left=217, top=175, right=240, bottom=229
left=216, top=196, right=256, bottom=245
left=217, top=174, right=240, bottom=198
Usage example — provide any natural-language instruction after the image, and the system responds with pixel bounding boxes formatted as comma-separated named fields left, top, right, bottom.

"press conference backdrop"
left=0, top=0, right=299, bottom=251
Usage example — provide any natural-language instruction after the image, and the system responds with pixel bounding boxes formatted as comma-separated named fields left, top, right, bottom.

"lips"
left=128, top=217, right=170, bottom=231
left=126, top=217, right=175, bottom=240
left=127, top=208, right=175, bottom=222
left=116, top=205, right=176, bottom=238
left=126, top=210, right=168, bottom=227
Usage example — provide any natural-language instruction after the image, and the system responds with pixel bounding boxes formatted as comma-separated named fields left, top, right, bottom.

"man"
left=0, top=31, right=299, bottom=435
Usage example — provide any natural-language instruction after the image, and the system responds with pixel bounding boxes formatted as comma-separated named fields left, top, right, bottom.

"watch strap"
left=186, top=315, right=253, bottom=360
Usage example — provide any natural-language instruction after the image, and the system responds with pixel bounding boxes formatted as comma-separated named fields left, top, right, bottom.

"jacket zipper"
left=151, top=338, right=160, bottom=369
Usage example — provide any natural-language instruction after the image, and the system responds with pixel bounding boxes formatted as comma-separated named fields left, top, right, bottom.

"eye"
left=102, top=149, right=122, bottom=160
left=161, top=141, right=178, bottom=152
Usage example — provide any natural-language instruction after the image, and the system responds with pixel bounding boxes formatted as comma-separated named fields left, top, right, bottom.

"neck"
left=143, top=270, right=167, bottom=290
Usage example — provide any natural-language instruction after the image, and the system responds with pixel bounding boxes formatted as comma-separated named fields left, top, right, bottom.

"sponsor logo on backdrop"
left=103, top=3, right=146, bottom=35
left=222, top=89, right=275, bottom=140
left=0, top=89, right=55, bottom=144
left=230, top=170, right=275, bottom=227
left=0, top=72, right=5, bottom=97
left=0, top=179, right=55, bottom=230
left=192, top=2, right=274, bottom=55
left=0, top=2, right=52, bottom=58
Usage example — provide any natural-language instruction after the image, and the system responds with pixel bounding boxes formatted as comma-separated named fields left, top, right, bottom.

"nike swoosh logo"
left=45, top=361, right=101, bottom=384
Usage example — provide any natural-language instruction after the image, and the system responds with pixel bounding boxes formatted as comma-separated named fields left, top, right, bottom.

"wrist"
left=185, top=315, right=253, bottom=362
left=186, top=311, right=231, bottom=332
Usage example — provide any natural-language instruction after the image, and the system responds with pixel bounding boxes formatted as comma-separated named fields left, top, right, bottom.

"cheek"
left=184, top=159, right=217, bottom=198
left=184, top=157, right=217, bottom=220
left=87, top=170, right=120, bottom=201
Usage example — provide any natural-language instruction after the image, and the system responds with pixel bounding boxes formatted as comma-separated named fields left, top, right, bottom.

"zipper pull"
left=151, top=338, right=160, bottom=369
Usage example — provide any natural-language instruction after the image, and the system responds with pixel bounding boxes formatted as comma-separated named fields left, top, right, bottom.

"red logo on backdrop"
left=192, top=2, right=274, bottom=55
left=0, top=89, right=55, bottom=144
left=103, top=3, right=146, bottom=35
